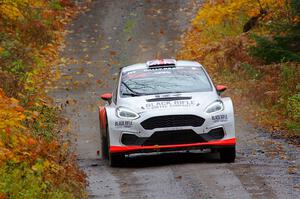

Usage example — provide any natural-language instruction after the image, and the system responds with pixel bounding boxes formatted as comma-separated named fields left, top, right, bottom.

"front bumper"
left=105, top=99, right=235, bottom=155
left=110, top=138, right=236, bottom=154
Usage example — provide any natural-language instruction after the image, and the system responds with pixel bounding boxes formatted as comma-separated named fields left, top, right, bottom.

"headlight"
left=116, top=107, right=140, bottom=119
left=205, top=100, right=224, bottom=113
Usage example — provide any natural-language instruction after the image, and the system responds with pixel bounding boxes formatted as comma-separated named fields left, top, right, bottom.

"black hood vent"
left=146, top=96, right=192, bottom=102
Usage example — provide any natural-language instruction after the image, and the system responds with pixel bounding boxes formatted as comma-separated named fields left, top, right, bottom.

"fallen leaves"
left=96, top=79, right=104, bottom=86
left=159, top=28, right=165, bottom=35
left=87, top=73, right=94, bottom=78
left=101, top=45, right=110, bottom=50
left=109, top=51, right=117, bottom=56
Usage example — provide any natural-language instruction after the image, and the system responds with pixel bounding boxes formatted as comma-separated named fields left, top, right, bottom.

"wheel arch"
left=99, top=106, right=107, bottom=137
left=220, top=97, right=236, bottom=137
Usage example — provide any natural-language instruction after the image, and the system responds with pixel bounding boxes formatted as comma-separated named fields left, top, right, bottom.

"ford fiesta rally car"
left=99, top=59, right=236, bottom=166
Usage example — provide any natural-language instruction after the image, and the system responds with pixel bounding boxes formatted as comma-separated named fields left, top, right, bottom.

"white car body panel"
left=100, top=60, right=235, bottom=154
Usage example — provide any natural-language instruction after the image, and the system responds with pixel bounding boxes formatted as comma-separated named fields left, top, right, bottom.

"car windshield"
left=120, top=66, right=212, bottom=97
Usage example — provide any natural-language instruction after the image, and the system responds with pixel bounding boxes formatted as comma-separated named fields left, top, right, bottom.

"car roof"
left=121, top=60, right=203, bottom=73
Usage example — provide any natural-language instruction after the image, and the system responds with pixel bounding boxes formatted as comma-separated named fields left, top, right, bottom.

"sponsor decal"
left=115, top=121, right=133, bottom=128
left=212, top=114, right=228, bottom=123
left=153, top=71, right=171, bottom=75
left=145, top=100, right=196, bottom=109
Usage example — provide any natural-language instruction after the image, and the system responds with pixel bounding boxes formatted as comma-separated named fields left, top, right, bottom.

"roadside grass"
left=178, top=0, right=300, bottom=143
left=0, top=0, right=87, bottom=198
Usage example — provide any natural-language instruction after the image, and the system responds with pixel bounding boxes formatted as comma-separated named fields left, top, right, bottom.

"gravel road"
left=51, top=0, right=300, bottom=198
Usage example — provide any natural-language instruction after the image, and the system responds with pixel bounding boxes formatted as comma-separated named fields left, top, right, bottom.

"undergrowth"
left=0, top=0, right=87, bottom=198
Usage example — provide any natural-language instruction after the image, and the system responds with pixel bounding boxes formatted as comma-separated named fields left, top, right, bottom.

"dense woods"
left=178, top=0, right=300, bottom=141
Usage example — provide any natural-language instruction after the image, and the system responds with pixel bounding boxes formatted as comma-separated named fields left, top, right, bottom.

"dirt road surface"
left=51, top=0, right=300, bottom=198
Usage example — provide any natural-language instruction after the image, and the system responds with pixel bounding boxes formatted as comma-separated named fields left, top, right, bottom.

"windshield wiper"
left=121, top=82, right=143, bottom=96
left=122, top=92, right=141, bottom=97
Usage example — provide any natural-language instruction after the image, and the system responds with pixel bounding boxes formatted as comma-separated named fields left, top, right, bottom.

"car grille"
left=121, top=128, right=225, bottom=146
left=141, top=115, right=205, bottom=130
left=142, top=130, right=202, bottom=146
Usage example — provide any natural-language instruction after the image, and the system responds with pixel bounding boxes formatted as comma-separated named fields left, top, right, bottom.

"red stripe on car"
left=109, top=138, right=236, bottom=153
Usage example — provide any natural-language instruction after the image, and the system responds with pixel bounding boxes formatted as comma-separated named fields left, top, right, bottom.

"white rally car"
left=99, top=59, right=236, bottom=166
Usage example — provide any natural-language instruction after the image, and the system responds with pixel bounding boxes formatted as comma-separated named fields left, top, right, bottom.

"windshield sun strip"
left=119, top=67, right=213, bottom=97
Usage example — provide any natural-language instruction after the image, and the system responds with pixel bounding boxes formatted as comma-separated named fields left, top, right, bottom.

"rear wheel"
left=219, top=147, right=236, bottom=163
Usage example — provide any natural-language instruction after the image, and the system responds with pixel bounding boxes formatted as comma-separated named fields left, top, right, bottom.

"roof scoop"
left=146, top=59, right=176, bottom=69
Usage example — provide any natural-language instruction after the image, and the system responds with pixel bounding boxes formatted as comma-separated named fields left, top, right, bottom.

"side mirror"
left=100, top=93, right=112, bottom=101
left=216, top=85, right=227, bottom=93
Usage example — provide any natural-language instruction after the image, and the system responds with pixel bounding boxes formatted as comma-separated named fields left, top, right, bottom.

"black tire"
left=99, top=112, right=108, bottom=159
left=105, top=127, right=125, bottom=167
left=101, top=134, right=108, bottom=160
left=219, top=147, right=236, bottom=163
left=108, top=152, right=125, bottom=167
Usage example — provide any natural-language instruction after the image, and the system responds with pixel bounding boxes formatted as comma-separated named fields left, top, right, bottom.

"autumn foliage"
left=0, top=0, right=87, bottom=198
left=178, top=0, right=300, bottom=141
left=0, top=90, right=86, bottom=198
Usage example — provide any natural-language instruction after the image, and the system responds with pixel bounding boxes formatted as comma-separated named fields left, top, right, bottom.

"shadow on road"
left=110, top=151, right=222, bottom=168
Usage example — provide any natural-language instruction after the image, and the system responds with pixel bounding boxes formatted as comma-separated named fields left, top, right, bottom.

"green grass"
left=0, top=163, right=75, bottom=199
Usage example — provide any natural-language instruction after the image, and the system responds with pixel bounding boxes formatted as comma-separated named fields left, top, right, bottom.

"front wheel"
left=106, top=127, right=125, bottom=167
left=108, top=152, right=125, bottom=167
left=219, top=147, right=236, bottom=163
left=101, top=134, right=108, bottom=160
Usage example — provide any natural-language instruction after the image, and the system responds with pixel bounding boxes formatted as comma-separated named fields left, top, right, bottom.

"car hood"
left=117, top=92, right=219, bottom=113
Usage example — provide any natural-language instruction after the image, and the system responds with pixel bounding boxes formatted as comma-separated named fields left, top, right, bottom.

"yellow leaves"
left=193, top=0, right=256, bottom=27
left=48, top=161, right=62, bottom=174
left=0, top=47, right=4, bottom=54
left=0, top=0, right=47, bottom=20
left=0, top=2, right=24, bottom=20
left=247, top=9, right=261, bottom=17
left=29, top=0, right=46, bottom=8
left=0, top=89, right=26, bottom=130
left=43, top=159, right=50, bottom=169
left=189, top=0, right=292, bottom=50
left=193, top=0, right=286, bottom=31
